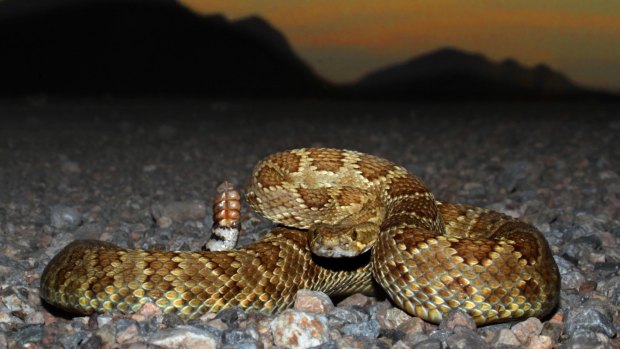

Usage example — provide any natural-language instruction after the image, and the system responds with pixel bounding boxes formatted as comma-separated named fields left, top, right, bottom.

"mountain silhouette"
left=346, top=47, right=613, bottom=100
left=0, top=0, right=615, bottom=100
left=0, top=0, right=329, bottom=97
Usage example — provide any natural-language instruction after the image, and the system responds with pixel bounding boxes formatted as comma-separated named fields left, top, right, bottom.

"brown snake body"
left=41, top=148, right=560, bottom=324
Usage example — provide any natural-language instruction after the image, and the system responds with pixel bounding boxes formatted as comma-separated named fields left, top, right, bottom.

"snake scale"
left=41, top=148, right=560, bottom=325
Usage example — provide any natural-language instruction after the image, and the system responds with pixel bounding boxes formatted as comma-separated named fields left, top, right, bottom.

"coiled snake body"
left=41, top=148, right=560, bottom=324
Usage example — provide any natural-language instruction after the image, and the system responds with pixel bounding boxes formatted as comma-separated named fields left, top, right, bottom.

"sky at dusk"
left=180, top=1, right=620, bottom=92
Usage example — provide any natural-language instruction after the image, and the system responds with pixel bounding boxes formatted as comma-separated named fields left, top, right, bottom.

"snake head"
left=308, top=222, right=379, bottom=258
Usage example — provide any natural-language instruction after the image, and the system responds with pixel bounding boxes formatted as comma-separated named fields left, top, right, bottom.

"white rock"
left=149, top=326, right=219, bottom=349
left=271, top=309, right=329, bottom=349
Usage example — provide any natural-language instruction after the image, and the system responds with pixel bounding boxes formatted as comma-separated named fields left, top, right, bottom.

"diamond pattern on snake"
left=40, top=148, right=560, bottom=325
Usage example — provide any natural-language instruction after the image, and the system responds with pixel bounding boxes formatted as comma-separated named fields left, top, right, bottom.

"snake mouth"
left=312, top=246, right=361, bottom=258
left=311, top=248, right=372, bottom=271
left=309, top=235, right=372, bottom=258
left=310, top=239, right=375, bottom=258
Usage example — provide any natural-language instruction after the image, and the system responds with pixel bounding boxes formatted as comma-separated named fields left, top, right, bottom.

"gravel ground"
left=1, top=99, right=619, bottom=348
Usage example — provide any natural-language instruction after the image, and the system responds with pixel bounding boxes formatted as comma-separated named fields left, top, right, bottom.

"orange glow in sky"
left=180, top=1, right=620, bottom=91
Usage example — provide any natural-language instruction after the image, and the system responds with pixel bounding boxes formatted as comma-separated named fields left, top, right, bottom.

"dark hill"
left=347, top=47, right=613, bottom=100
left=0, top=0, right=329, bottom=97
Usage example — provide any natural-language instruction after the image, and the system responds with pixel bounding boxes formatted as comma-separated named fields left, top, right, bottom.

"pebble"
left=0, top=311, right=21, bottom=324
left=13, top=324, right=44, bottom=348
left=222, top=328, right=259, bottom=347
left=391, top=340, right=412, bottom=349
left=78, top=334, right=102, bottom=349
left=215, top=307, right=247, bottom=326
left=561, top=330, right=611, bottom=349
left=60, top=160, right=81, bottom=174
left=337, top=293, right=374, bottom=308
left=205, top=318, right=228, bottom=331
left=563, top=235, right=601, bottom=264
left=142, top=164, right=158, bottom=172
left=511, top=317, right=543, bottom=343
left=490, top=328, right=521, bottom=348
left=541, top=319, right=563, bottom=343
left=564, top=303, right=616, bottom=338
left=427, top=329, right=452, bottom=348
left=589, top=252, right=606, bottom=263
left=368, top=300, right=393, bottom=319
left=156, top=215, right=173, bottom=228
left=148, top=325, right=220, bottom=349
left=49, top=205, right=82, bottom=229
left=257, top=317, right=275, bottom=348
left=294, top=289, right=335, bottom=314
left=335, top=335, right=384, bottom=349
left=376, top=306, right=412, bottom=329
left=96, top=324, right=116, bottom=348
left=554, top=255, right=587, bottom=290
left=327, top=306, right=369, bottom=328
left=413, top=338, right=442, bottom=349
left=438, top=309, right=477, bottom=331
left=405, top=333, right=431, bottom=346
left=115, top=319, right=141, bottom=345
left=341, top=319, right=381, bottom=338
left=397, top=317, right=427, bottom=342
left=270, top=310, right=330, bottom=349
left=446, top=326, right=488, bottom=349
left=381, top=328, right=405, bottom=342
left=500, top=160, right=530, bottom=191
left=150, top=200, right=207, bottom=222
left=578, top=280, right=597, bottom=293
left=25, top=311, right=45, bottom=325
left=525, top=335, right=553, bottom=349
left=598, top=275, right=620, bottom=305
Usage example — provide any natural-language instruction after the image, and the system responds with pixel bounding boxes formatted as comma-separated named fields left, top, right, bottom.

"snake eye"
left=350, top=230, right=358, bottom=241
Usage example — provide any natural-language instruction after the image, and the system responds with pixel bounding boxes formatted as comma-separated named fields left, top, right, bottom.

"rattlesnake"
left=41, top=148, right=560, bottom=325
